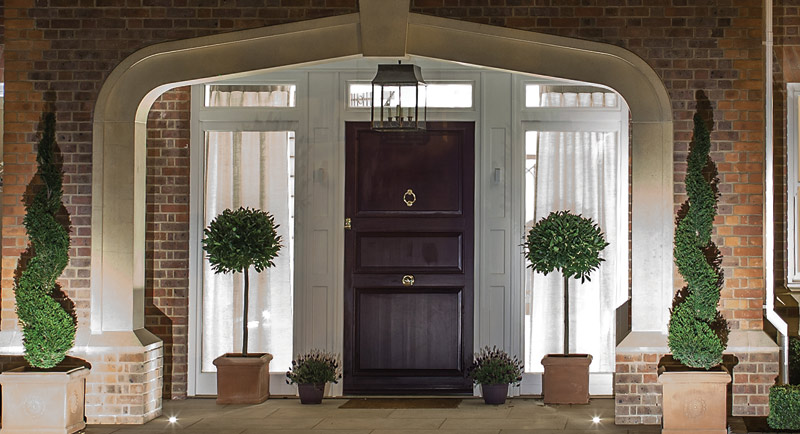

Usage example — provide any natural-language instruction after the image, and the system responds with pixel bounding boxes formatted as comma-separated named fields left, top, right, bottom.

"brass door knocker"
left=403, top=189, right=416, bottom=207
left=402, top=275, right=415, bottom=286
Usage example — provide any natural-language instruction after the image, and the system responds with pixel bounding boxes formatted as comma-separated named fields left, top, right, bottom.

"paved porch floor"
left=82, top=397, right=753, bottom=433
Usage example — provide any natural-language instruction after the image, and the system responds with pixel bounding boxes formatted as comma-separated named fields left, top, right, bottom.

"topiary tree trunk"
left=14, top=112, right=76, bottom=369
left=668, top=112, right=728, bottom=369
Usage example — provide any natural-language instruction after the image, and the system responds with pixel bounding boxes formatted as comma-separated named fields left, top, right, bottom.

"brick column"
left=145, top=87, right=191, bottom=399
left=615, top=352, right=666, bottom=425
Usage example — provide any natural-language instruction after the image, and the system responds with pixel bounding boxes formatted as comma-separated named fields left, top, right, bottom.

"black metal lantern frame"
left=370, top=63, right=427, bottom=131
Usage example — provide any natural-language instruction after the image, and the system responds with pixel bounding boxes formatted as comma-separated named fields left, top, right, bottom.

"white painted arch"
left=90, top=1, right=674, bottom=349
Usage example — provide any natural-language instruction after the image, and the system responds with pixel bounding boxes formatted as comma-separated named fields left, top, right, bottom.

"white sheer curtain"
left=525, top=92, right=627, bottom=374
left=202, top=87, right=294, bottom=373
left=207, top=85, right=294, bottom=108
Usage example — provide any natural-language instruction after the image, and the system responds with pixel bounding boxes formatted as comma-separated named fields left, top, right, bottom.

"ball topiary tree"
left=203, top=207, right=282, bottom=356
left=667, top=112, right=728, bottom=369
left=14, top=112, right=76, bottom=369
left=524, top=210, right=609, bottom=354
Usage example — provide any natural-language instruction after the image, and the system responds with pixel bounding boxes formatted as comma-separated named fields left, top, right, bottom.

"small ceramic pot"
left=298, top=383, right=325, bottom=404
left=481, top=383, right=509, bottom=405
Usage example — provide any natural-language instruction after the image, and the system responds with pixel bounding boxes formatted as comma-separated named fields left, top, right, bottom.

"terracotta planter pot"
left=541, top=354, right=592, bottom=404
left=658, top=367, right=731, bottom=434
left=298, top=383, right=326, bottom=404
left=213, top=353, right=273, bottom=404
left=481, top=383, right=509, bottom=405
left=0, top=364, right=90, bottom=434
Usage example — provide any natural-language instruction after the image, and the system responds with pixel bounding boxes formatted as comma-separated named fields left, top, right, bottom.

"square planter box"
left=658, top=369, right=731, bottom=434
left=213, top=353, right=273, bottom=404
left=541, top=354, right=592, bottom=404
left=0, top=365, right=90, bottom=434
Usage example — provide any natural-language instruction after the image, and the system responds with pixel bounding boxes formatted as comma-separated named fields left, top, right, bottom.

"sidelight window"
left=522, top=86, right=629, bottom=381
left=202, top=130, right=295, bottom=373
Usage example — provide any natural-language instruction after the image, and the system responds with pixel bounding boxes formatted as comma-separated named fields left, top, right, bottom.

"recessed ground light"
left=168, top=416, right=178, bottom=424
left=592, top=416, right=601, bottom=424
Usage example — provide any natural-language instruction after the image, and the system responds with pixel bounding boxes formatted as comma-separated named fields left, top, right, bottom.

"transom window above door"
left=205, top=84, right=297, bottom=108
left=348, top=82, right=473, bottom=109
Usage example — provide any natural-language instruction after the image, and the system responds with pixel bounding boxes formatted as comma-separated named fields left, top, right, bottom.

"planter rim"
left=657, top=354, right=738, bottom=375
left=541, top=353, right=592, bottom=366
left=0, top=365, right=90, bottom=385
left=657, top=370, right=731, bottom=384
left=213, top=353, right=273, bottom=367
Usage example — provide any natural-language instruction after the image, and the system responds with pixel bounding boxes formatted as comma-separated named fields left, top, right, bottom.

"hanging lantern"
left=371, top=63, right=427, bottom=131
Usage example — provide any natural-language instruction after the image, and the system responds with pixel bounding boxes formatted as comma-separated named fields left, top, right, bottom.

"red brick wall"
left=0, top=0, right=783, bottom=403
left=145, top=86, right=191, bottom=399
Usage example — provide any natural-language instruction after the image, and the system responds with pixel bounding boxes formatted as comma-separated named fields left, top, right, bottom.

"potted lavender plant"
left=468, top=346, right=524, bottom=405
left=286, top=350, right=342, bottom=404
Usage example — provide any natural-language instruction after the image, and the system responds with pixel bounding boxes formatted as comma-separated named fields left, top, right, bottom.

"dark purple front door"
left=344, top=122, right=475, bottom=394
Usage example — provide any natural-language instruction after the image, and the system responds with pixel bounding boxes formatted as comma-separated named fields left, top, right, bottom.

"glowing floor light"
left=168, top=416, right=178, bottom=424
left=592, top=416, right=601, bottom=424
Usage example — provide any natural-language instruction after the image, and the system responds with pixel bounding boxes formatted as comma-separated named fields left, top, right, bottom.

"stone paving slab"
left=81, top=397, right=749, bottom=433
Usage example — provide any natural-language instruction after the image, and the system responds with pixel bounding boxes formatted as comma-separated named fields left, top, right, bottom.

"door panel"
left=356, top=233, right=463, bottom=272
left=355, top=131, right=463, bottom=214
left=344, top=122, right=474, bottom=394
left=357, top=290, right=462, bottom=371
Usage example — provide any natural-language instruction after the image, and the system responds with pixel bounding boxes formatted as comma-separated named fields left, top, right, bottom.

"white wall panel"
left=312, top=127, right=330, bottom=218
left=476, top=72, right=516, bottom=387
left=297, top=71, right=339, bottom=364
left=311, top=230, right=329, bottom=275
left=310, top=286, right=329, bottom=350
left=488, top=230, right=506, bottom=275
left=479, top=286, right=506, bottom=346
left=488, top=128, right=507, bottom=218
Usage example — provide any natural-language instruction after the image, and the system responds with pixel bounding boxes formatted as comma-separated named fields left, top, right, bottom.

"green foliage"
left=524, top=210, right=609, bottom=282
left=791, top=337, right=800, bottom=385
left=202, top=207, right=282, bottom=275
left=15, top=113, right=75, bottom=369
left=286, top=350, right=342, bottom=385
left=468, top=346, right=524, bottom=386
left=768, top=384, right=800, bottom=430
left=668, top=113, right=728, bottom=369
left=666, top=304, right=726, bottom=369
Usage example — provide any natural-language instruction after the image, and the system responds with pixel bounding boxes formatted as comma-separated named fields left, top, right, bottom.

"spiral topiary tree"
left=668, top=112, right=728, bottom=369
left=524, top=210, right=609, bottom=354
left=203, top=207, right=282, bottom=356
left=14, top=112, right=76, bottom=369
